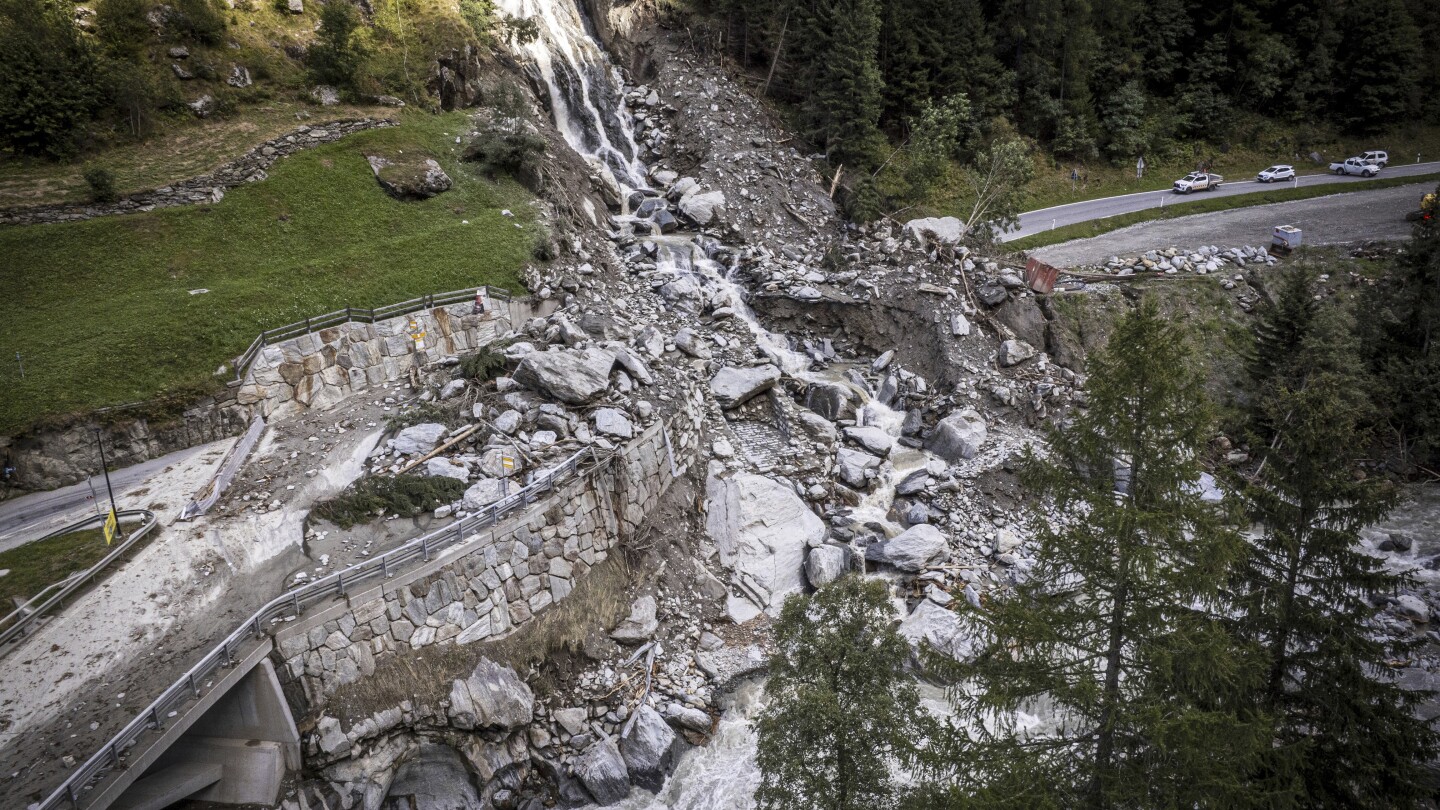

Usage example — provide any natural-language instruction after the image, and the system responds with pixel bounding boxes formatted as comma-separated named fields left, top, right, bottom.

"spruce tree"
left=1369, top=187, right=1440, bottom=465
left=755, top=575, right=934, bottom=810
left=799, top=0, right=886, bottom=170
left=1234, top=280, right=1438, bottom=806
left=941, top=299, right=1269, bottom=809
left=1336, top=0, right=1422, bottom=132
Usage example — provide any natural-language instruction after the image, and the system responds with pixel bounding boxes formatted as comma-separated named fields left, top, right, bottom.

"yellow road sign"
left=103, top=509, right=118, bottom=545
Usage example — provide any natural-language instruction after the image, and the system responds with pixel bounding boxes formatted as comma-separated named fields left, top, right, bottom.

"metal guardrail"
left=0, top=510, right=159, bottom=652
left=36, top=444, right=608, bottom=810
left=227, top=286, right=514, bottom=387
left=179, top=415, right=266, bottom=521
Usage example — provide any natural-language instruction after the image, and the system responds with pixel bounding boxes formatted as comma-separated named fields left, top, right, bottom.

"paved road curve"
left=0, top=444, right=215, bottom=551
left=1000, top=160, right=1440, bottom=243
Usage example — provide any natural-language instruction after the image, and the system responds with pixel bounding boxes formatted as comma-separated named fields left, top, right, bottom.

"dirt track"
left=1030, top=182, right=1431, bottom=268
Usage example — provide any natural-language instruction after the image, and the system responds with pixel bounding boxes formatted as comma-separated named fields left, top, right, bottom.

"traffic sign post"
left=501, top=456, right=514, bottom=496
left=93, top=429, right=119, bottom=532
left=103, top=509, right=118, bottom=545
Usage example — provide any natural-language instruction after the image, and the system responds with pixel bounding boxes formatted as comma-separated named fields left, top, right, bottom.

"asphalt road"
left=0, top=444, right=213, bottom=551
left=1030, top=182, right=1429, bottom=268
left=1001, top=159, right=1440, bottom=242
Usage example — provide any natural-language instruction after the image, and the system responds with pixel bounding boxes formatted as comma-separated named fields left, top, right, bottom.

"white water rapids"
left=494, top=2, right=945, bottom=804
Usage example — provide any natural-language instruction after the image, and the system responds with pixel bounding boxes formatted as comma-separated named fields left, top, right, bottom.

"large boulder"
left=926, top=409, right=987, bottom=462
left=843, top=425, right=894, bottom=456
left=867, top=524, right=949, bottom=572
left=514, top=347, right=615, bottom=405
left=805, top=381, right=857, bottom=421
left=836, top=448, right=881, bottom=489
left=424, top=457, right=469, bottom=482
left=447, top=658, right=533, bottom=731
left=805, top=544, right=849, bottom=588
left=575, top=739, right=630, bottom=805
left=710, top=364, right=781, bottom=409
left=903, top=216, right=965, bottom=247
left=678, top=189, right=726, bottom=225
left=461, top=478, right=506, bottom=510
left=394, top=423, right=447, bottom=455
left=610, top=595, right=659, bottom=643
left=793, top=410, right=838, bottom=444
left=593, top=407, right=634, bottom=439
left=997, top=339, right=1037, bottom=367
left=366, top=154, right=452, bottom=200
left=899, top=599, right=973, bottom=661
left=705, top=472, right=824, bottom=615
left=619, top=706, right=677, bottom=792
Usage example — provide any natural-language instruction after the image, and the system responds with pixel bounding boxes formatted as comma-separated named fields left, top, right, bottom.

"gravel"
left=1032, top=183, right=1431, bottom=268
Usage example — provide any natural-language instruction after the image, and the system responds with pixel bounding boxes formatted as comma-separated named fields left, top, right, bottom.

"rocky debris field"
left=1071, top=243, right=1279, bottom=276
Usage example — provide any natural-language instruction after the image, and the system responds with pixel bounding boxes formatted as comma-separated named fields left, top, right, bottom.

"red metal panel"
left=1023, top=257, right=1059, bottom=294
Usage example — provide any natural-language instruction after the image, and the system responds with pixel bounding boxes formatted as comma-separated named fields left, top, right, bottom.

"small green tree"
left=958, top=135, right=1033, bottom=243
left=1233, top=288, right=1438, bottom=806
left=0, top=0, right=100, bottom=157
left=948, top=299, right=1270, bottom=809
left=895, top=93, right=972, bottom=202
left=756, top=575, right=934, bottom=810
left=308, top=0, right=366, bottom=91
left=84, top=167, right=118, bottom=202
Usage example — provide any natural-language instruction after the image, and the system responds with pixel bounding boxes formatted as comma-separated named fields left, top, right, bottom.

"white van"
left=1362, top=150, right=1389, bottom=167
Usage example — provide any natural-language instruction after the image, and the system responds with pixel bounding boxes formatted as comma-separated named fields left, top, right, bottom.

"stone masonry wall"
left=270, top=383, right=705, bottom=721
left=0, top=119, right=397, bottom=227
left=236, top=298, right=538, bottom=419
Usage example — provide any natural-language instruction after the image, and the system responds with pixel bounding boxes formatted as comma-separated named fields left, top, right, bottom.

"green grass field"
left=0, top=527, right=111, bottom=610
left=0, top=111, right=537, bottom=434
left=1004, top=172, right=1440, bottom=253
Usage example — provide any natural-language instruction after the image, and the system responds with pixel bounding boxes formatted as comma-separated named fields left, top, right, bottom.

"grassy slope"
left=1004, top=172, right=1440, bottom=253
left=0, top=110, right=537, bottom=433
left=0, top=101, right=393, bottom=207
left=0, top=527, right=110, bottom=609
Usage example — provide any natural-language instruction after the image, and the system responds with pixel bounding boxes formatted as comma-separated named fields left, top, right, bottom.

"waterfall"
left=495, top=0, right=646, bottom=188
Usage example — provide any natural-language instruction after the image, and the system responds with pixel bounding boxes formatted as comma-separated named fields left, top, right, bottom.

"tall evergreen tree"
left=941, top=299, right=1270, bottom=809
left=755, top=575, right=934, bottom=810
left=1235, top=273, right=1438, bottom=806
left=797, top=0, right=886, bottom=169
left=1336, top=0, right=1422, bottom=132
left=1369, top=185, right=1440, bottom=466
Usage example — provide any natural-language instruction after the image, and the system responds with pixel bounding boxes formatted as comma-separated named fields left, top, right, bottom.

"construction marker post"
left=501, top=456, right=515, bottom=497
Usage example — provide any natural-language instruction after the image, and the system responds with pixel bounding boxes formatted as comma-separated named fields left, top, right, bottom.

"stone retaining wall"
left=237, top=297, right=543, bottom=420
left=271, top=383, right=705, bottom=719
left=0, top=119, right=397, bottom=227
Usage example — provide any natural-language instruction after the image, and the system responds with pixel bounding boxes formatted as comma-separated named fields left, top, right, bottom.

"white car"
left=1362, top=150, right=1389, bottom=167
left=1257, top=165, right=1295, bottom=183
